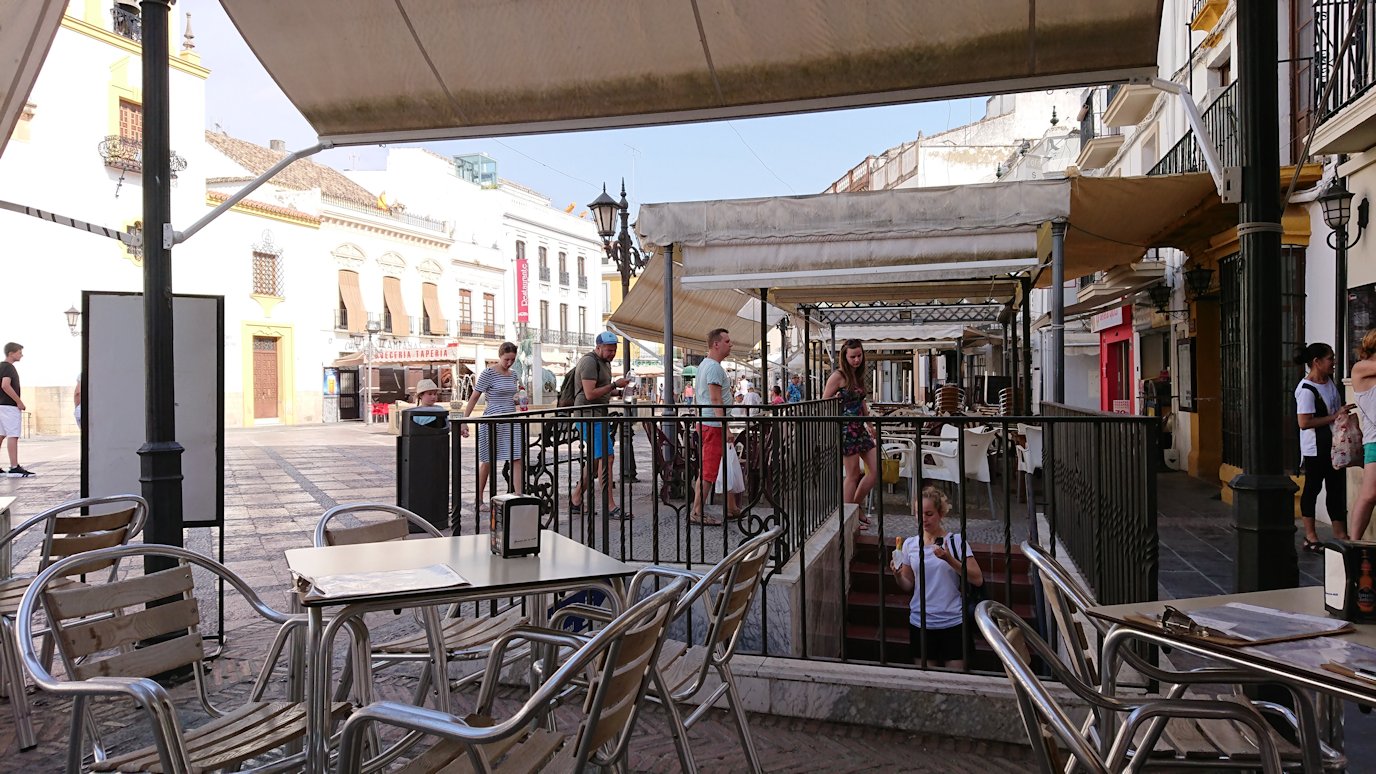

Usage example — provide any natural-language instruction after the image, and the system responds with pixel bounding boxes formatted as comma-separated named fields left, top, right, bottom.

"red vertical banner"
left=515, top=257, right=529, bottom=323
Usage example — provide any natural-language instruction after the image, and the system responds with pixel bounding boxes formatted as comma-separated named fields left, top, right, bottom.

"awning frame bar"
left=174, top=142, right=330, bottom=244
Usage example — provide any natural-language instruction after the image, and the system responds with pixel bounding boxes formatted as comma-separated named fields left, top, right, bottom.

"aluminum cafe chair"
left=313, top=503, right=528, bottom=711
left=336, top=577, right=688, bottom=774
left=975, top=600, right=1284, bottom=774
left=17, top=544, right=350, bottom=774
left=551, top=525, right=784, bottom=774
left=1021, top=541, right=1339, bottom=771
left=0, top=493, right=147, bottom=751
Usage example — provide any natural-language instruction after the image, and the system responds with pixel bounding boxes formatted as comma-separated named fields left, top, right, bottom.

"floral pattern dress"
left=838, top=384, right=875, bottom=457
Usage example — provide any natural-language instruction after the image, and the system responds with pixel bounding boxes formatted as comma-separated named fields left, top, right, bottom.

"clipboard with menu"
left=1128, top=602, right=1354, bottom=647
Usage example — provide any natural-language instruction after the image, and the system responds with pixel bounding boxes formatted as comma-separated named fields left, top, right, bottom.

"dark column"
left=759, top=289, right=769, bottom=394
left=1232, top=0, right=1298, bottom=592
left=1021, top=276, right=1033, bottom=413
left=139, top=0, right=185, bottom=571
left=1337, top=220, right=1350, bottom=377
left=1049, top=221, right=1067, bottom=404
left=662, top=244, right=675, bottom=408
left=803, top=308, right=812, bottom=400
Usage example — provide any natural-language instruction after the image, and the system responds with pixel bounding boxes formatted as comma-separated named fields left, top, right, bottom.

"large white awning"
left=0, top=0, right=64, bottom=158
left=216, top=0, right=1163, bottom=145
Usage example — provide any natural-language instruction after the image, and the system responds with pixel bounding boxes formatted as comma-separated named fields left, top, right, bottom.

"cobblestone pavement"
left=0, top=424, right=1033, bottom=771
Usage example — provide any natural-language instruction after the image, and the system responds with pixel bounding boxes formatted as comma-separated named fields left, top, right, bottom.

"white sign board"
left=82, top=292, right=224, bottom=528
left=1090, top=306, right=1125, bottom=332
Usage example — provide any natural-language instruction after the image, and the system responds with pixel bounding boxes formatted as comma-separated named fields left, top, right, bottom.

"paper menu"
left=298, top=563, right=469, bottom=600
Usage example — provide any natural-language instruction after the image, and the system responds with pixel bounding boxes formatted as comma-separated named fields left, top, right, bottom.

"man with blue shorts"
left=570, top=332, right=630, bottom=518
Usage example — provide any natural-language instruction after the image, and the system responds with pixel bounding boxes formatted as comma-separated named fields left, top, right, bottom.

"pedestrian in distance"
left=786, top=373, right=803, bottom=403
left=569, top=332, right=631, bottom=519
left=823, top=338, right=878, bottom=526
left=0, top=343, right=33, bottom=477
left=1294, top=342, right=1352, bottom=548
left=691, top=327, right=740, bottom=525
left=460, top=342, right=525, bottom=516
left=1345, top=332, right=1376, bottom=540
left=769, top=385, right=785, bottom=405
left=413, top=378, right=441, bottom=407
left=891, top=487, right=983, bottom=670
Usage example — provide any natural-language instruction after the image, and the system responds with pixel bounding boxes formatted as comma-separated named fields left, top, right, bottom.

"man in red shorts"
left=691, top=328, right=739, bottom=524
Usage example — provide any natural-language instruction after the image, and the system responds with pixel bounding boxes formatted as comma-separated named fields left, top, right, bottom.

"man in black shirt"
left=0, top=342, right=33, bottom=477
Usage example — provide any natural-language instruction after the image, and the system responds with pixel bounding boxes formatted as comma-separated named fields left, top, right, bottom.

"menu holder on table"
left=295, top=563, right=470, bottom=602
left=1128, top=602, right=1354, bottom=646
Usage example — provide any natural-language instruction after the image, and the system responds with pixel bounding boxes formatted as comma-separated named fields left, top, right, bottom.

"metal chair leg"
left=653, top=671, right=699, bottom=774
left=0, top=615, right=36, bottom=750
left=719, top=664, right=763, bottom=774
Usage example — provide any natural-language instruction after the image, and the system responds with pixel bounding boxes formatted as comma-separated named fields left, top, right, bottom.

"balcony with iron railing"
left=481, top=323, right=501, bottom=339
left=319, top=194, right=448, bottom=233
left=539, top=266, right=552, bottom=283
left=559, top=271, right=570, bottom=287
left=578, top=275, right=588, bottom=290
left=1075, top=87, right=1125, bottom=170
left=540, top=328, right=558, bottom=344
left=1148, top=81, right=1238, bottom=176
left=334, top=309, right=350, bottom=331
left=1314, top=1, right=1376, bottom=144
left=112, top=6, right=142, bottom=42
left=515, top=324, right=536, bottom=341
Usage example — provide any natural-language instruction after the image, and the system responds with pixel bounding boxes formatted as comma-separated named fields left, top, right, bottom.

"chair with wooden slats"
left=313, top=503, right=529, bottom=711
left=975, top=599, right=1285, bottom=774
left=1021, top=541, right=1342, bottom=771
left=0, top=494, right=147, bottom=751
left=936, top=385, right=965, bottom=415
left=552, top=525, right=783, bottom=774
left=16, top=544, right=349, bottom=773
left=336, top=576, right=688, bottom=774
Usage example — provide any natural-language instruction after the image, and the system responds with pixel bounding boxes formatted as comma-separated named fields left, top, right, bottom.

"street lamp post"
left=588, top=181, right=646, bottom=480
left=363, top=318, right=381, bottom=425
left=1318, top=177, right=1367, bottom=376
left=776, top=314, right=792, bottom=391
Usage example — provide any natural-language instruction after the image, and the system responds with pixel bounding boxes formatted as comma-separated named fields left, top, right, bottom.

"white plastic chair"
left=921, top=427, right=998, bottom=516
left=1016, top=424, right=1043, bottom=477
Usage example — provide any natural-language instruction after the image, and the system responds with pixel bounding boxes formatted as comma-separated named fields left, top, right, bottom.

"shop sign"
left=374, top=346, right=457, bottom=363
left=1090, top=306, right=1126, bottom=332
left=1112, top=399, right=1131, bottom=414
left=515, top=257, right=529, bottom=323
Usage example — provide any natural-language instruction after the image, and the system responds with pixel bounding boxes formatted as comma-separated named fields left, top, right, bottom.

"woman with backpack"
left=1294, top=342, right=1353, bottom=550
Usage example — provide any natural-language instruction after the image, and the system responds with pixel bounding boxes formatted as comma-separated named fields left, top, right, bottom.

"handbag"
left=1333, top=410, right=1364, bottom=470
left=880, top=456, right=901, bottom=485
left=945, top=534, right=985, bottom=619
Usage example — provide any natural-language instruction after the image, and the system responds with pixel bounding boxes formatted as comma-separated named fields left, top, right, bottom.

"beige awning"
left=421, top=282, right=446, bottom=335
left=338, top=269, right=366, bottom=334
left=217, top=0, right=1162, bottom=145
left=0, top=0, right=64, bottom=159
left=382, top=276, right=410, bottom=336
left=606, top=251, right=760, bottom=353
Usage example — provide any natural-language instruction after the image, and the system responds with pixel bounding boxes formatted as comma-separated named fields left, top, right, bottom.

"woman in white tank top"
left=1347, top=330, right=1376, bottom=539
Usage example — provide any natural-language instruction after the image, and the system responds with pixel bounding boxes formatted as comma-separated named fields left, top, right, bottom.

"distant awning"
left=606, top=252, right=761, bottom=353
left=0, top=0, right=64, bottom=158
left=811, top=323, right=989, bottom=344
left=217, top=0, right=1162, bottom=145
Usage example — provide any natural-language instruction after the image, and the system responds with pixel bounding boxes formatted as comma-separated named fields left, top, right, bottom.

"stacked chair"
left=0, top=494, right=147, bottom=751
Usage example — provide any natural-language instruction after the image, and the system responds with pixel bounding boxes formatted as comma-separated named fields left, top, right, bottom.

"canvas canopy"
left=606, top=251, right=761, bottom=353
left=0, top=0, right=64, bottom=159
left=214, top=0, right=1163, bottom=146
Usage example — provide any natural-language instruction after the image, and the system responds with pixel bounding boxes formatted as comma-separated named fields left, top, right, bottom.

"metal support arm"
left=174, top=142, right=330, bottom=244
left=1147, top=77, right=1238, bottom=202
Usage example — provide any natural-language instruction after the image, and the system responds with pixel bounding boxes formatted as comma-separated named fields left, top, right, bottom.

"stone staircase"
left=843, top=532, right=1037, bottom=672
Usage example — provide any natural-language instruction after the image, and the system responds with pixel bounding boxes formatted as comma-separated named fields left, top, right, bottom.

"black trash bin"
left=397, top=406, right=450, bottom=533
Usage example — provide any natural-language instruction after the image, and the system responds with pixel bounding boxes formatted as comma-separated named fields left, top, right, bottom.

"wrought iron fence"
left=444, top=403, right=1159, bottom=672
left=112, top=6, right=142, bottom=41
left=319, top=194, right=447, bottom=232
left=1315, top=0, right=1376, bottom=125
left=1148, top=81, right=1238, bottom=176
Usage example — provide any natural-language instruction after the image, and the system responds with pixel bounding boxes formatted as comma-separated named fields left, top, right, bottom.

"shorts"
left=700, top=425, right=724, bottom=483
left=1366, top=442, right=1376, bottom=466
left=0, top=405, right=19, bottom=437
left=909, top=622, right=968, bottom=664
left=577, top=421, right=615, bottom=460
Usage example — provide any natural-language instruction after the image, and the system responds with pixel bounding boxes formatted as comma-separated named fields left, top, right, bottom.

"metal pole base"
left=1230, top=472, right=1299, bottom=592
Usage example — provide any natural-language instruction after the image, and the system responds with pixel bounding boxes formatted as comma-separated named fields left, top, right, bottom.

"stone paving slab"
left=0, top=424, right=1032, bottom=770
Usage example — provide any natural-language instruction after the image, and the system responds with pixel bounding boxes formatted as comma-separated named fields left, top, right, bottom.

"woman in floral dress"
left=823, top=339, right=878, bottom=526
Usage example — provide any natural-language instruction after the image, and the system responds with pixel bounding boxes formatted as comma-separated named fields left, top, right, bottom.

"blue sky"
left=196, top=2, right=987, bottom=215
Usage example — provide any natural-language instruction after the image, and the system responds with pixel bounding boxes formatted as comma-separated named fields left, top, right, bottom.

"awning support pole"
left=830, top=324, right=838, bottom=377
left=138, top=0, right=184, bottom=575
left=1231, top=0, right=1297, bottom=592
left=759, top=289, right=769, bottom=394
left=1020, top=276, right=1033, bottom=414
left=803, top=309, right=813, bottom=400
left=663, top=245, right=676, bottom=408
left=1050, top=221, right=1067, bottom=404
left=174, top=141, right=329, bottom=244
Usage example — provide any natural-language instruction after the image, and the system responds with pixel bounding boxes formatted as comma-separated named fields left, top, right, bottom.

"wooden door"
left=252, top=336, right=279, bottom=419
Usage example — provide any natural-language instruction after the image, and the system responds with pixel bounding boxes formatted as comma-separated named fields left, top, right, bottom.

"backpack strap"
left=1301, top=383, right=1330, bottom=418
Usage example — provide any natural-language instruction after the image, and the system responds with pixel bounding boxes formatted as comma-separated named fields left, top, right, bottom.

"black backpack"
left=558, top=355, right=593, bottom=408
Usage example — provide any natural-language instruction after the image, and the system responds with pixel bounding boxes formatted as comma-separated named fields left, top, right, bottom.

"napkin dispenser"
left=490, top=494, right=541, bottom=557
left=1324, top=541, right=1376, bottom=622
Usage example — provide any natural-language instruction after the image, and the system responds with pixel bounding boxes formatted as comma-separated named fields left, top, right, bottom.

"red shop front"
left=1093, top=305, right=1134, bottom=414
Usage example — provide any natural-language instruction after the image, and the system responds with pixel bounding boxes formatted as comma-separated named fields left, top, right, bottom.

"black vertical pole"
left=758, top=289, right=769, bottom=396
left=803, top=309, right=813, bottom=400
left=618, top=184, right=637, bottom=482
left=1021, top=276, right=1033, bottom=414
left=1050, top=222, right=1067, bottom=404
left=1232, top=0, right=1297, bottom=592
left=1337, top=225, right=1349, bottom=377
left=139, top=0, right=185, bottom=571
left=662, top=244, right=675, bottom=409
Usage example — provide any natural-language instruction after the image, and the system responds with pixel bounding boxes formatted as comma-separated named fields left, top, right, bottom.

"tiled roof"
left=206, top=190, right=321, bottom=225
left=204, top=131, right=377, bottom=207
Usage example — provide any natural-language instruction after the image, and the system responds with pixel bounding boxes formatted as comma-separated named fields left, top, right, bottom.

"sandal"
left=726, top=509, right=745, bottom=520
left=688, top=512, right=723, bottom=526
left=1303, top=539, right=1324, bottom=554
left=609, top=507, right=630, bottom=520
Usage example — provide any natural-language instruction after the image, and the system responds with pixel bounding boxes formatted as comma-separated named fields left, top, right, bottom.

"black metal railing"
left=539, top=267, right=551, bottom=283
left=334, top=309, right=349, bottom=330
left=319, top=194, right=447, bottom=232
left=1149, top=81, right=1239, bottom=176
left=481, top=324, right=501, bottom=340
left=444, top=403, right=1158, bottom=671
left=112, top=6, right=142, bottom=42
left=1315, top=0, right=1376, bottom=126
left=540, top=327, right=558, bottom=344
left=1040, top=403, right=1158, bottom=606
left=559, top=271, right=570, bottom=286
left=515, top=324, right=536, bottom=341
left=578, top=276, right=588, bottom=290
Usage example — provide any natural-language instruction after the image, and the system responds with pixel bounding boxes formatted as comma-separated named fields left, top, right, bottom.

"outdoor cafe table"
left=1086, top=586, right=1376, bottom=769
left=284, top=529, right=635, bottom=774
